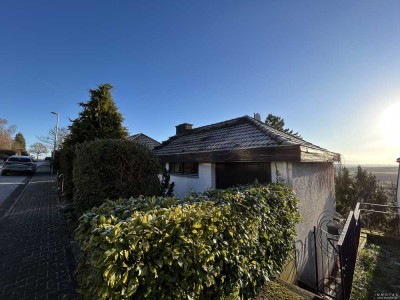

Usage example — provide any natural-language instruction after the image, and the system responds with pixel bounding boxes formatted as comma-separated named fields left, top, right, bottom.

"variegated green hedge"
left=75, top=184, right=300, bottom=300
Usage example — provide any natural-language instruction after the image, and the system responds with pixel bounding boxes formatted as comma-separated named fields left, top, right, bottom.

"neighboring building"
left=155, top=115, right=340, bottom=289
left=128, top=133, right=160, bottom=150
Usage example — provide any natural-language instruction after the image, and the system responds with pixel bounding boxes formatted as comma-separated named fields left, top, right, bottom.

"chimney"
left=176, top=123, right=193, bottom=135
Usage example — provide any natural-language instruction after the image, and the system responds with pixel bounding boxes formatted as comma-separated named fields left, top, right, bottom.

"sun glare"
left=379, top=101, right=400, bottom=146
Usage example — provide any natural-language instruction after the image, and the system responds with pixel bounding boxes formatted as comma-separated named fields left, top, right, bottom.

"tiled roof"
left=155, top=115, right=333, bottom=156
left=129, top=133, right=160, bottom=150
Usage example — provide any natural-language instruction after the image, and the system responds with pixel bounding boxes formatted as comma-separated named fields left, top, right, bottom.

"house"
left=155, top=115, right=340, bottom=289
left=128, top=133, right=160, bottom=150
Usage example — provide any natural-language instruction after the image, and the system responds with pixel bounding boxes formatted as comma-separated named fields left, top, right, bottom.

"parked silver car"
left=1, top=155, right=37, bottom=176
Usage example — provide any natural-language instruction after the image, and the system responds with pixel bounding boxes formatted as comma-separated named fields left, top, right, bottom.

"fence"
left=314, top=204, right=361, bottom=300
left=337, top=203, right=361, bottom=300
left=359, top=202, right=400, bottom=237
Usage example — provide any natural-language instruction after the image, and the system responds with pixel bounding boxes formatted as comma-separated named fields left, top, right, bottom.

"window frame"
left=169, top=162, right=199, bottom=177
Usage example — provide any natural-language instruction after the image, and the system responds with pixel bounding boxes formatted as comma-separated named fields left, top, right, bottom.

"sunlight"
left=379, top=101, right=400, bottom=147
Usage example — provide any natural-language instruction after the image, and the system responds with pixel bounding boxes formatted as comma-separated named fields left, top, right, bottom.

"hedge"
left=75, top=184, right=300, bottom=300
left=72, top=139, right=161, bottom=213
left=60, top=144, right=77, bottom=199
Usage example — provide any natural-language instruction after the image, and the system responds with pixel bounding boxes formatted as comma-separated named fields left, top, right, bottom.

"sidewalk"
left=0, top=165, right=76, bottom=299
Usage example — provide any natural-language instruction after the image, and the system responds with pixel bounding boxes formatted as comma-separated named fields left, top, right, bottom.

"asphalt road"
left=0, top=175, right=29, bottom=206
left=0, top=162, right=47, bottom=207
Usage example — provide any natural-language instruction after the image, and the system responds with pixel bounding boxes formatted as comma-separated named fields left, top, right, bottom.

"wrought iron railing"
left=314, top=204, right=362, bottom=300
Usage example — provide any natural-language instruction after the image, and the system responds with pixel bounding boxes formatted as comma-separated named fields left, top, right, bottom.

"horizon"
left=1, top=1, right=399, bottom=164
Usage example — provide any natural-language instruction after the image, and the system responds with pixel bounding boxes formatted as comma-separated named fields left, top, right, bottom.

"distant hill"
left=335, top=164, right=398, bottom=187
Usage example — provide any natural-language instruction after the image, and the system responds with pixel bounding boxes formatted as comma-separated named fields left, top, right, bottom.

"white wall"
left=292, top=163, right=335, bottom=289
left=271, top=161, right=293, bottom=185
left=168, top=163, right=215, bottom=197
left=271, top=162, right=335, bottom=289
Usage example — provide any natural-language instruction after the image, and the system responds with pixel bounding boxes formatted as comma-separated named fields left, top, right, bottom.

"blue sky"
left=1, top=0, right=399, bottom=164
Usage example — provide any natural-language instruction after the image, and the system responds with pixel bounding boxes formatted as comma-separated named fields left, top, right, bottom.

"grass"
left=351, top=236, right=400, bottom=300
left=255, top=280, right=304, bottom=300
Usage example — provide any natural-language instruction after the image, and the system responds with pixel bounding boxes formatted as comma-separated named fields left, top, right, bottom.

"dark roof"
left=129, top=133, right=160, bottom=150
left=155, top=116, right=340, bottom=162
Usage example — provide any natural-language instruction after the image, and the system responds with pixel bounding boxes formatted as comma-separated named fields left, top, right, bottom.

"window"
left=8, top=157, right=32, bottom=163
left=216, top=163, right=271, bottom=189
left=169, top=163, right=199, bottom=176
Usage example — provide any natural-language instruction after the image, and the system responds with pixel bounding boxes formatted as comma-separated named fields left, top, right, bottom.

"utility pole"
left=51, top=112, right=59, bottom=174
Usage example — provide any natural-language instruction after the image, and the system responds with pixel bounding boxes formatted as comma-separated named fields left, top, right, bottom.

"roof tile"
left=155, top=115, right=330, bottom=156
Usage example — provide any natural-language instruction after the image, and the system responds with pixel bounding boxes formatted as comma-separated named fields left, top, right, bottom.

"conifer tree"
left=61, top=83, right=128, bottom=197
left=13, top=132, right=26, bottom=152
left=264, top=114, right=302, bottom=139
left=65, top=83, right=128, bottom=145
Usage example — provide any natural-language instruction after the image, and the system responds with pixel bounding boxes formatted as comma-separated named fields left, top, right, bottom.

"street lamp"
left=51, top=112, right=59, bottom=174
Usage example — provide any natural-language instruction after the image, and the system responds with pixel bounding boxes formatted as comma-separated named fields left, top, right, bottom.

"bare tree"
left=37, top=127, right=69, bottom=150
left=0, top=118, right=16, bottom=149
left=29, top=143, right=48, bottom=160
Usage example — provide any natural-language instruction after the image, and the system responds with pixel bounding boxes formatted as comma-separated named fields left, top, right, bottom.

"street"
left=0, top=161, right=46, bottom=208
left=0, top=174, right=29, bottom=206
left=0, top=164, right=76, bottom=299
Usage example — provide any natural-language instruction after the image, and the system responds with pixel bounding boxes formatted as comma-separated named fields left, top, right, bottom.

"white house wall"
left=270, top=162, right=335, bottom=288
left=270, top=162, right=293, bottom=185
left=291, top=162, right=335, bottom=289
left=168, top=163, right=216, bottom=198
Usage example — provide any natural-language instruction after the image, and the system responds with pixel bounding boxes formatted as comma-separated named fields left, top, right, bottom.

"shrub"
left=60, top=143, right=78, bottom=199
left=75, top=184, right=300, bottom=299
left=73, top=139, right=161, bottom=213
left=51, top=150, right=61, bottom=172
left=159, top=169, right=175, bottom=197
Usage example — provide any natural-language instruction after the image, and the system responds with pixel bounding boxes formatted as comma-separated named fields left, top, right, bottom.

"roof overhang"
left=157, top=145, right=300, bottom=163
left=300, top=146, right=341, bottom=162
left=157, top=145, right=340, bottom=163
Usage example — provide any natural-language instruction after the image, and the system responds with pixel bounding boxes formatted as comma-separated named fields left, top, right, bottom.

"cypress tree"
left=61, top=83, right=128, bottom=198
left=14, top=132, right=26, bottom=152
left=65, top=83, right=128, bottom=145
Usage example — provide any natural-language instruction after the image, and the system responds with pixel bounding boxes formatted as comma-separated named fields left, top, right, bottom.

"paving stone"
left=0, top=166, right=77, bottom=299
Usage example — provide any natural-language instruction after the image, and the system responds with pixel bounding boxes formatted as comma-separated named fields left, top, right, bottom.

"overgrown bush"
left=73, top=139, right=161, bottom=213
left=51, top=150, right=61, bottom=172
left=60, top=143, right=78, bottom=199
left=75, top=184, right=300, bottom=299
left=351, top=244, right=379, bottom=300
left=159, top=169, right=175, bottom=197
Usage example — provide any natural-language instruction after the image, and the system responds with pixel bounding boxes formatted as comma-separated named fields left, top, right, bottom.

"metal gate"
left=314, top=204, right=361, bottom=300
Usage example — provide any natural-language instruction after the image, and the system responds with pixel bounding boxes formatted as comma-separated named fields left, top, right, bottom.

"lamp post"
left=51, top=112, right=59, bottom=174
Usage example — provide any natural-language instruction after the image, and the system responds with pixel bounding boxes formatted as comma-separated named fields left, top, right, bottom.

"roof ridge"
left=188, top=116, right=248, bottom=133
left=129, top=133, right=142, bottom=139
left=243, top=116, right=295, bottom=146
left=159, top=116, right=249, bottom=146
left=244, top=115, right=328, bottom=151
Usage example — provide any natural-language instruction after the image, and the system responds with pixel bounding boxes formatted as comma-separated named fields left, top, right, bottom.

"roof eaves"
left=300, top=145, right=341, bottom=162
left=157, top=144, right=301, bottom=163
